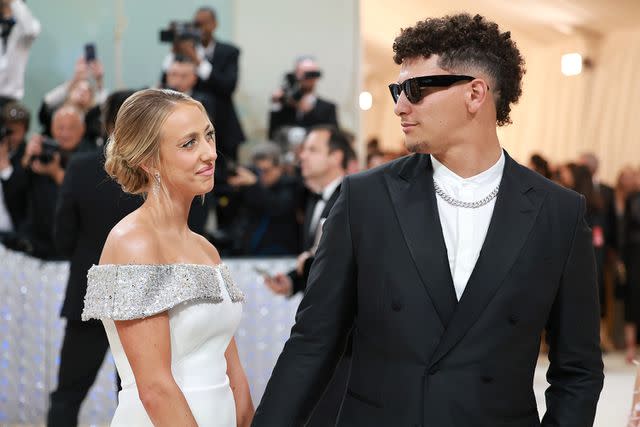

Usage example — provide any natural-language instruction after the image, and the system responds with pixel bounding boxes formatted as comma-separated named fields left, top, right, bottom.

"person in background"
left=0, top=0, right=40, bottom=107
left=39, top=58, right=107, bottom=145
left=0, top=101, right=29, bottom=240
left=268, top=56, right=339, bottom=140
left=528, top=153, right=552, bottom=179
left=227, top=142, right=301, bottom=256
left=46, top=90, right=141, bottom=427
left=17, top=105, right=94, bottom=259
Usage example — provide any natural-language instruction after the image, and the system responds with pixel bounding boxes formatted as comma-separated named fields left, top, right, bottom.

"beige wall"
left=233, top=0, right=361, bottom=147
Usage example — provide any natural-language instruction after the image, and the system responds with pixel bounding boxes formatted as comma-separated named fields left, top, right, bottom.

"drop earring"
left=152, top=172, right=161, bottom=197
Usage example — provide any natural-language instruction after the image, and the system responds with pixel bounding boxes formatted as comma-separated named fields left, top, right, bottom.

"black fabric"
left=268, top=97, right=338, bottom=141
left=238, top=175, right=302, bottom=256
left=46, top=319, right=116, bottom=427
left=196, top=41, right=245, bottom=160
left=54, top=150, right=142, bottom=319
left=253, top=152, right=603, bottom=427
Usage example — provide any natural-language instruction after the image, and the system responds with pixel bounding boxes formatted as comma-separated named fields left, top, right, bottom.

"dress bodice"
left=82, top=263, right=244, bottom=426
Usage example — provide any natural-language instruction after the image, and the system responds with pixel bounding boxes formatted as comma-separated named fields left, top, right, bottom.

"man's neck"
left=317, top=171, right=343, bottom=193
left=202, top=36, right=214, bottom=48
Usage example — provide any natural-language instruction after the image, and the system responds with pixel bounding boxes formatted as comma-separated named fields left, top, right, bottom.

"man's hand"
left=0, top=139, right=10, bottom=172
left=264, top=273, right=293, bottom=296
left=296, top=251, right=312, bottom=276
left=297, top=93, right=315, bottom=114
left=175, top=40, right=200, bottom=65
left=88, top=59, right=104, bottom=88
left=30, top=152, right=64, bottom=184
left=228, top=166, right=257, bottom=187
left=21, top=134, right=42, bottom=168
left=72, top=58, right=89, bottom=83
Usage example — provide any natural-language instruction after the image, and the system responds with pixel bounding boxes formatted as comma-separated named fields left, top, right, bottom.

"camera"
left=159, top=21, right=201, bottom=44
left=33, top=138, right=59, bottom=164
left=279, top=70, right=322, bottom=105
left=0, top=121, right=12, bottom=145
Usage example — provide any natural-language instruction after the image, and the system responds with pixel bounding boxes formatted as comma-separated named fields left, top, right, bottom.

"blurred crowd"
left=527, top=152, right=640, bottom=363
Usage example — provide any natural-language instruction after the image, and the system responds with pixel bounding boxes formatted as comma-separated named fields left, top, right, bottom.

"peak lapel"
left=383, top=155, right=457, bottom=327
left=429, top=154, right=546, bottom=367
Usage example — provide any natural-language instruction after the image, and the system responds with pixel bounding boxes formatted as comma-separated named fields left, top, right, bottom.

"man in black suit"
left=167, top=6, right=245, bottom=161
left=265, top=125, right=353, bottom=296
left=227, top=142, right=302, bottom=256
left=46, top=90, right=141, bottom=427
left=0, top=101, right=29, bottom=240
left=253, top=14, right=603, bottom=427
left=15, top=105, right=94, bottom=260
left=268, top=56, right=339, bottom=141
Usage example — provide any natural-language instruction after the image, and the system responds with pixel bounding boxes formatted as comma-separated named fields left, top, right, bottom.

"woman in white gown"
left=81, top=88, right=253, bottom=426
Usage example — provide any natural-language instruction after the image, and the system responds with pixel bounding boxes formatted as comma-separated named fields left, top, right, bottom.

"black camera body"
left=159, top=21, right=201, bottom=44
left=0, top=120, right=12, bottom=145
left=35, top=138, right=59, bottom=164
left=279, top=70, right=322, bottom=105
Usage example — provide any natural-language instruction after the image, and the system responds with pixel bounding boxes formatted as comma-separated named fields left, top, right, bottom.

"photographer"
left=160, top=6, right=245, bottom=161
left=0, top=0, right=40, bottom=107
left=17, top=105, right=94, bottom=259
left=0, top=101, right=29, bottom=239
left=228, top=143, right=302, bottom=256
left=39, top=57, right=107, bottom=145
left=268, top=56, right=339, bottom=140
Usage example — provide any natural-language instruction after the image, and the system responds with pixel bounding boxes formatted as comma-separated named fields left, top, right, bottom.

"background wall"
left=22, top=0, right=234, bottom=132
left=232, top=0, right=361, bottom=148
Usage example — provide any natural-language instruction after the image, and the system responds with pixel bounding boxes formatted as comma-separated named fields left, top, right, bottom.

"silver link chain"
left=433, top=179, right=500, bottom=209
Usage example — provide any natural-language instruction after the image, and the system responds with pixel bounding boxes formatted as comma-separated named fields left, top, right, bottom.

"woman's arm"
left=225, top=337, right=254, bottom=427
left=115, top=314, right=198, bottom=426
left=103, top=229, right=198, bottom=426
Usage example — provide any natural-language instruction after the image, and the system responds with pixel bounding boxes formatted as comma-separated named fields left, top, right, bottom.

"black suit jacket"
left=196, top=41, right=245, bottom=160
left=268, top=97, right=338, bottom=141
left=54, top=151, right=142, bottom=320
left=0, top=143, right=27, bottom=232
left=289, top=184, right=341, bottom=295
left=253, top=152, right=603, bottom=427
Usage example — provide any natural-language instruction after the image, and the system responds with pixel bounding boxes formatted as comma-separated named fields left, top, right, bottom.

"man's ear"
left=465, top=79, right=491, bottom=115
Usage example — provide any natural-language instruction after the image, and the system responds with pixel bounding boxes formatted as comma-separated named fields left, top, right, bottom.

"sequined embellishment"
left=82, top=263, right=245, bottom=321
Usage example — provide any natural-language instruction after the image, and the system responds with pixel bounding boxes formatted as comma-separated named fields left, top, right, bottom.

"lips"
left=401, top=122, right=418, bottom=133
left=196, top=165, right=214, bottom=176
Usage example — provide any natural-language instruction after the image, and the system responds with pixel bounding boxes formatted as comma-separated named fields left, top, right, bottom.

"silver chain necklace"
left=433, top=179, right=500, bottom=209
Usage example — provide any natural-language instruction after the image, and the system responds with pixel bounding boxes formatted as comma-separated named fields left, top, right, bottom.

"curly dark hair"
left=392, top=13, right=525, bottom=126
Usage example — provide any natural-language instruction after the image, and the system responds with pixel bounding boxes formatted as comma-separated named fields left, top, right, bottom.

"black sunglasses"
left=388, top=75, right=476, bottom=104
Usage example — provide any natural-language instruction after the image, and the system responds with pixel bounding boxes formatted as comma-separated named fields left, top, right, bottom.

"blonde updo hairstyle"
left=105, top=89, right=207, bottom=196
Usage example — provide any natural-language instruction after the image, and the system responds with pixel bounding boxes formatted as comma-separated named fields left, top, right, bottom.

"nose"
left=393, top=92, right=411, bottom=117
left=201, top=137, right=217, bottom=162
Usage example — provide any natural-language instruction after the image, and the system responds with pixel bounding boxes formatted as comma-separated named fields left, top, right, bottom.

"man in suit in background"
left=254, top=14, right=603, bottom=426
left=265, top=125, right=353, bottom=297
left=46, top=90, right=141, bottom=427
left=167, top=6, right=245, bottom=162
left=268, top=56, right=339, bottom=141
left=263, top=125, right=355, bottom=427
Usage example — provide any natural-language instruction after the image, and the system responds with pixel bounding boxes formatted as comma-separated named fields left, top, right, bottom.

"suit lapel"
left=384, top=154, right=457, bottom=327
left=428, top=154, right=546, bottom=368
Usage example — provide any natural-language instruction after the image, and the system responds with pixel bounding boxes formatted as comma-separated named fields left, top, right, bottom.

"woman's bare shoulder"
left=101, top=212, right=160, bottom=265
left=192, top=232, right=222, bottom=266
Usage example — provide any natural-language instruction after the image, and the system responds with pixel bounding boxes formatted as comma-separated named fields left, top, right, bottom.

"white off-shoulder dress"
left=82, top=263, right=244, bottom=426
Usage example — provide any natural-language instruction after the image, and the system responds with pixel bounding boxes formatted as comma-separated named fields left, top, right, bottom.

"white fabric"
left=308, top=175, right=342, bottom=238
left=431, top=150, right=505, bottom=301
left=103, top=268, right=241, bottom=426
left=0, top=0, right=40, bottom=100
left=0, top=184, right=12, bottom=232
